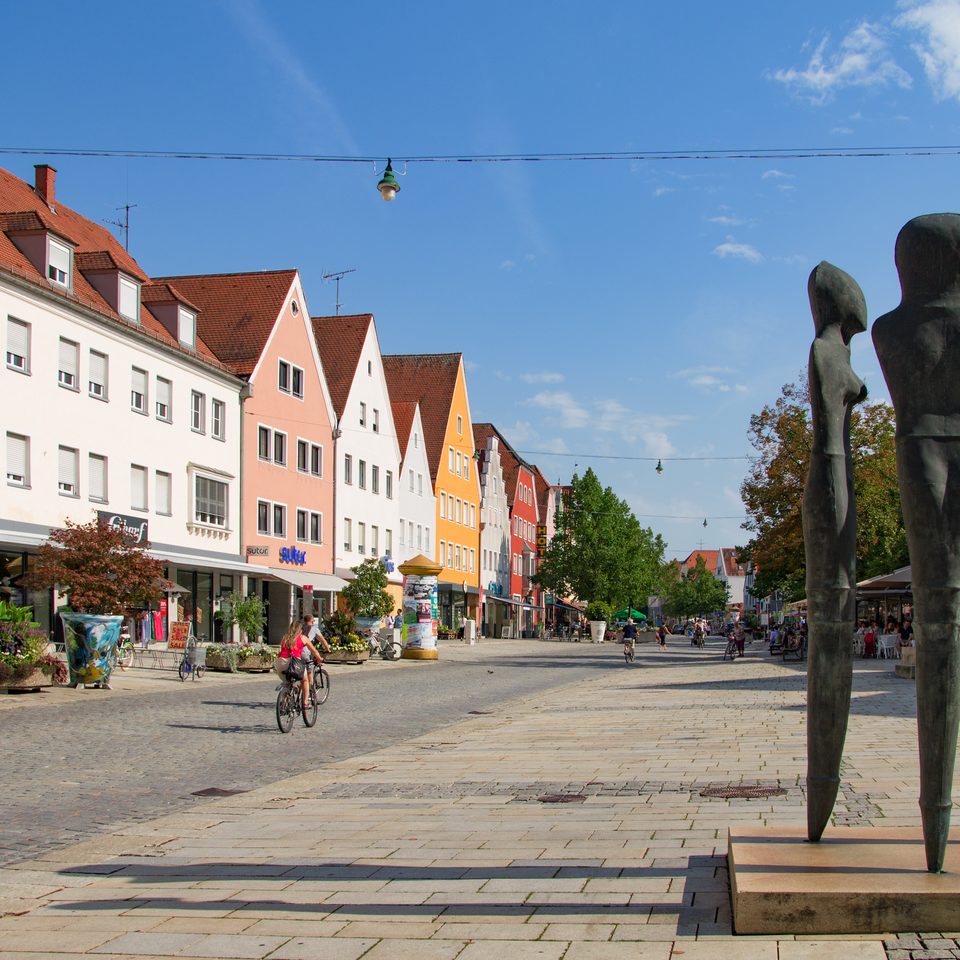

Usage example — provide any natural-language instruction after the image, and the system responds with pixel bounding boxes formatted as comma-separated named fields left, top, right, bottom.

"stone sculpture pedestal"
left=729, top=825, right=960, bottom=933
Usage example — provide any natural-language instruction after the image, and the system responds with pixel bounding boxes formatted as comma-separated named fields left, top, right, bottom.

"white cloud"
left=713, top=238, right=765, bottom=263
left=520, top=372, right=565, bottom=384
left=528, top=391, right=590, bottom=429
left=707, top=214, right=747, bottom=226
left=672, top=365, right=735, bottom=378
left=222, top=0, right=360, bottom=154
left=898, top=0, right=960, bottom=101
left=653, top=186, right=676, bottom=197
left=499, top=259, right=517, bottom=271
left=769, top=21, right=913, bottom=104
left=832, top=125, right=855, bottom=134
left=762, top=169, right=794, bottom=180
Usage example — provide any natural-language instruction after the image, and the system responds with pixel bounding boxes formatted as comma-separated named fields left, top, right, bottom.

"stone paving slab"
left=0, top=644, right=947, bottom=959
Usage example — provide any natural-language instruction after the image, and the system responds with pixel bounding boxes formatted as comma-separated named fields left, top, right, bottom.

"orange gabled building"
left=383, top=353, right=481, bottom=629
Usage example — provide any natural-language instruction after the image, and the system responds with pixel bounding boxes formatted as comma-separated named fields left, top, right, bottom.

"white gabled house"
left=475, top=429, right=511, bottom=638
left=391, top=400, right=437, bottom=571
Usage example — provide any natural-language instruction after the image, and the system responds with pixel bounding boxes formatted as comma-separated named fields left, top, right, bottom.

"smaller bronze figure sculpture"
left=803, top=262, right=869, bottom=842
left=873, top=214, right=960, bottom=873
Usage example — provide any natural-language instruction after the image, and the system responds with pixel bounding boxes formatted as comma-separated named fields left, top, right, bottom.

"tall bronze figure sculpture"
left=873, top=214, right=960, bottom=873
left=803, top=262, right=869, bottom=842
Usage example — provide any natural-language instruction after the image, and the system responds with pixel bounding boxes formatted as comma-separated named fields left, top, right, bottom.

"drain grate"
left=700, top=785, right=786, bottom=799
left=191, top=787, right=250, bottom=798
left=537, top=794, right=587, bottom=804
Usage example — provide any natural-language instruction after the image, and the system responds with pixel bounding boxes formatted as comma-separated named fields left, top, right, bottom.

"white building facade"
left=394, top=402, right=436, bottom=571
left=477, top=433, right=511, bottom=637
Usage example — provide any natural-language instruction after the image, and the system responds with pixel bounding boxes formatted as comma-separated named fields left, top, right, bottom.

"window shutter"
left=6, top=434, right=27, bottom=480
left=89, top=351, right=107, bottom=385
left=7, top=319, right=28, bottom=358
left=132, top=368, right=147, bottom=395
left=58, top=447, right=76, bottom=487
left=119, top=277, right=139, bottom=320
left=59, top=340, right=77, bottom=377
left=89, top=455, right=106, bottom=500
left=157, top=377, right=171, bottom=410
left=157, top=472, right=171, bottom=513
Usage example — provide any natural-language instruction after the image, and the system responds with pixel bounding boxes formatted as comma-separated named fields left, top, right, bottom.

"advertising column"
left=398, top=554, right=442, bottom=660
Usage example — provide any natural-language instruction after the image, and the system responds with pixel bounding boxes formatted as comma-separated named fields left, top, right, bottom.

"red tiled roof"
left=141, top=281, right=201, bottom=312
left=310, top=314, right=373, bottom=419
left=156, top=270, right=297, bottom=376
left=391, top=400, right=419, bottom=461
left=681, top=550, right=720, bottom=575
left=382, top=354, right=462, bottom=482
left=0, top=166, right=229, bottom=372
left=720, top=547, right=746, bottom=577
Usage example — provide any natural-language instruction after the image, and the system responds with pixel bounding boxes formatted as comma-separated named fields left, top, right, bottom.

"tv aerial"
left=322, top=268, right=356, bottom=315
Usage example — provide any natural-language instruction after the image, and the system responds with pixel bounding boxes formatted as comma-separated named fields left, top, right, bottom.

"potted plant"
left=204, top=641, right=278, bottom=672
left=27, top=519, right=164, bottom=688
left=585, top=600, right=612, bottom=643
left=215, top=591, right=266, bottom=644
left=320, top=610, right=369, bottom=664
left=341, top=557, right=395, bottom=632
left=0, top=600, right=67, bottom=691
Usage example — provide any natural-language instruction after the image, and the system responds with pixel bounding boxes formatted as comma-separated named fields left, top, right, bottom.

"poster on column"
left=402, top=573, right=438, bottom=655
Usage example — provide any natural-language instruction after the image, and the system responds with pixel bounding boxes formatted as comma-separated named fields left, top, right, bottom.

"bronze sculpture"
left=802, top=262, right=869, bottom=842
left=873, top=214, right=960, bottom=872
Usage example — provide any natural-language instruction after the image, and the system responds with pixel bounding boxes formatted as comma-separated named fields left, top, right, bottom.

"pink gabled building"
left=158, top=269, right=342, bottom=643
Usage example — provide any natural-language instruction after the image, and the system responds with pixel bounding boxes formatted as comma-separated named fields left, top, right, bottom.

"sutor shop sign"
left=97, top=511, right=148, bottom=544
left=279, top=545, right=307, bottom=565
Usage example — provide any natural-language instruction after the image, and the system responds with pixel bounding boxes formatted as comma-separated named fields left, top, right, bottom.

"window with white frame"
left=310, top=444, right=322, bottom=477
left=448, top=447, right=454, bottom=472
left=212, top=399, right=226, bottom=441
left=464, top=457, right=470, bottom=481
left=6, top=317, right=29, bottom=372
left=58, top=446, right=79, bottom=496
left=344, top=518, right=352, bottom=550
left=297, top=439, right=308, bottom=472
left=470, top=503, right=476, bottom=528
left=119, top=276, right=139, bottom=322
left=156, top=377, right=172, bottom=421
left=385, top=469, right=392, bottom=498
left=456, top=451, right=462, bottom=476
left=371, top=464, right=379, bottom=494
left=179, top=309, right=196, bottom=349
left=399, top=520, right=406, bottom=546
left=278, top=360, right=290, bottom=393
left=456, top=498, right=463, bottom=524
left=424, top=526, right=430, bottom=553
left=131, top=367, right=147, bottom=414
left=457, top=415, right=463, bottom=434
left=344, top=454, right=352, bottom=484
left=408, top=468, right=414, bottom=492
left=196, top=475, right=228, bottom=528
left=416, top=524, right=422, bottom=550
left=358, top=522, right=366, bottom=554
left=439, top=539, right=445, bottom=565
left=440, top=492, right=446, bottom=519
left=296, top=508, right=308, bottom=542
left=272, top=502, right=286, bottom=537
left=88, top=350, right=108, bottom=400
left=58, top=338, right=78, bottom=390
left=257, top=500, right=270, bottom=534
left=455, top=545, right=461, bottom=570
left=470, top=548, right=476, bottom=573
left=417, top=473, right=423, bottom=496
left=447, top=541, right=453, bottom=567
left=385, top=528, right=392, bottom=556
left=371, top=525, right=379, bottom=556
left=47, top=237, right=70, bottom=286
left=310, top=512, right=322, bottom=544
left=359, top=402, right=366, bottom=427
left=373, top=408, right=379, bottom=433
left=130, top=463, right=147, bottom=510
left=6, top=433, right=29, bottom=486
left=408, top=520, right=413, bottom=545
left=358, top=459, right=366, bottom=489
left=156, top=470, right=171, bottom=515
left=291, top=365, right=304, bottom=399
left=258, top=426, right=271, bottom=461
left=191, top=391, right=205, bottom=433
left=88, top=453, right=107, bottom=503
left=273, top=430, right=287, bottom=466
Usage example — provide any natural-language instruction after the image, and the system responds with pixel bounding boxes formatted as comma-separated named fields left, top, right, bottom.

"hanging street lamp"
left=377, top=159, right=401, bottom=201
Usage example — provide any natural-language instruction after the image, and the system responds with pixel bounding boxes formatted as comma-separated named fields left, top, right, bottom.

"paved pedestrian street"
left=0, top=639, right=950, bottom=960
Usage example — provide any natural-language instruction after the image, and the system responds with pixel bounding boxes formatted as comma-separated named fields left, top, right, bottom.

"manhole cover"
left=537, top=794, right=587, bottom=804
left=191, top=787, right=249, bottom=797
left=700, top=786, right=786, bottom=799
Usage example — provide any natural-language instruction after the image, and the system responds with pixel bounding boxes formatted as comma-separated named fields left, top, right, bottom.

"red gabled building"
left=473, top=424, right=541, bottom=636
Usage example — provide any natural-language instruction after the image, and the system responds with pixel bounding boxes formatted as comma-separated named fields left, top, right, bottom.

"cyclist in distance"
left=622, top=618, right=638, bottom=661
left=279, top=619, right=330, bottom=708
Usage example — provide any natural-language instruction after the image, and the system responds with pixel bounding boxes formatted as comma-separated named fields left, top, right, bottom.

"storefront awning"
left=268, top=568, right=348, bottom=592
left=151, top=550, right=256, bottom=576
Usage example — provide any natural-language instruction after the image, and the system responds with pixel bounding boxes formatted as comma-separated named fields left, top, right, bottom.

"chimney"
left=34, top=164, right=57, bottom=207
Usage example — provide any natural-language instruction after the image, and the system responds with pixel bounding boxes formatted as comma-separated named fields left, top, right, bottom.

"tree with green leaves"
left=739, top=378, right=907, bottom=602
left=661, top=555, right=730, bottom=619
left=341, top=558, right=394, bottom=620
left=535, top=467, right=666, bottom=610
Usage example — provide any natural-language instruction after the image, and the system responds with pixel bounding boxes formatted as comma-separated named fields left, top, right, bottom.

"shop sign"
left=169, top=621, right=190, bottom=649
left=97, top=511, right=148, bottom=544
left=279, top=546, right=307, bottom=565
left=536, top=525, right=548, bottom=559
left=245, top=545, right=269, bottom=556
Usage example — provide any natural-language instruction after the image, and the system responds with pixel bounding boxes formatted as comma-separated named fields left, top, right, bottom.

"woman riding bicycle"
left=279, top=618, right=330, bottom=708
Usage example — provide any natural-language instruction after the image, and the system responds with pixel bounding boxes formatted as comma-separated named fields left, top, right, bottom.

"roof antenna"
left=104, top=203, right=137, bottom=252
left=322, top=268, right=357, bottom=316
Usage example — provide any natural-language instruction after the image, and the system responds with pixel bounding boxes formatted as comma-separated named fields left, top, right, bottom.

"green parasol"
left=613, top=607, right=647, bottom=620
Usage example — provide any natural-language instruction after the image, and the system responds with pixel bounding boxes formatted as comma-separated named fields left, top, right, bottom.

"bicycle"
left=722, top=633, right=739, bottom=661
left=177, top=636, right=205, bottom=681
left=114, top=631, right=134, bottom=671
left=623, top=640, right=635, bottom=663
left=276, top=661, right=330, bottom=733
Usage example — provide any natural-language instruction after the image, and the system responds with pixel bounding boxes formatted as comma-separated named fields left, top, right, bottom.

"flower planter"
left=235, top=656, right=273, bottom=672
left=60, top=612, right=123, bottom=687
left=324, top=649, right=370, bottom=665
left=0, top=667, right=55, bottom=692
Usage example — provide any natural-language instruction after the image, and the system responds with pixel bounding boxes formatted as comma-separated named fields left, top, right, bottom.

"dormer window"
left=178, top=308, right=196, bottom=349
left=47, top=237, right=70, bottom=287
left=119, top=276, right=140, bottom=322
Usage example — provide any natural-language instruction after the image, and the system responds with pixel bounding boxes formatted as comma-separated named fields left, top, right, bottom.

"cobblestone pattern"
left=885, top=934, right=960, bottom=959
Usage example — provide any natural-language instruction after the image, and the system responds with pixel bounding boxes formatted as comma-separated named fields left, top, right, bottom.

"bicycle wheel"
left=302, top=685, right=319, bottom=727
left=723, top=642, right=735, bottom=661
left=118, top=644, right=133, bottom=670
left=194, top=665, right=205, bottom=680
left=276, top=686, right=296, bottom=733
left=178, top=659, right=188, bottom=681
left=315, top=667, right=330, bottom=705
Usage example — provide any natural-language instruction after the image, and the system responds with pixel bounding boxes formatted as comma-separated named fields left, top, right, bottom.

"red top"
left=280, top=636, right=305, bottom=659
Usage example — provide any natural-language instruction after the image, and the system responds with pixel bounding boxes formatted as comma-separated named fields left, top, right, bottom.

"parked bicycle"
left=368, top=628, right=402, bottom=661
left=177, top=635, right=205, bottom=681
left=276, top=661, right=330, bottom=733
left=114, top=629, right=135, bottom=671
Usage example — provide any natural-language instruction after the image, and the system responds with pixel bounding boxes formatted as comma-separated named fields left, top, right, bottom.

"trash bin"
left=186, top=636, right=206, bottom=668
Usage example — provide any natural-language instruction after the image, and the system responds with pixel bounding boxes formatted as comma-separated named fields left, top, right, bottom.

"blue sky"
left=6, top=0, right=960, bottom=560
